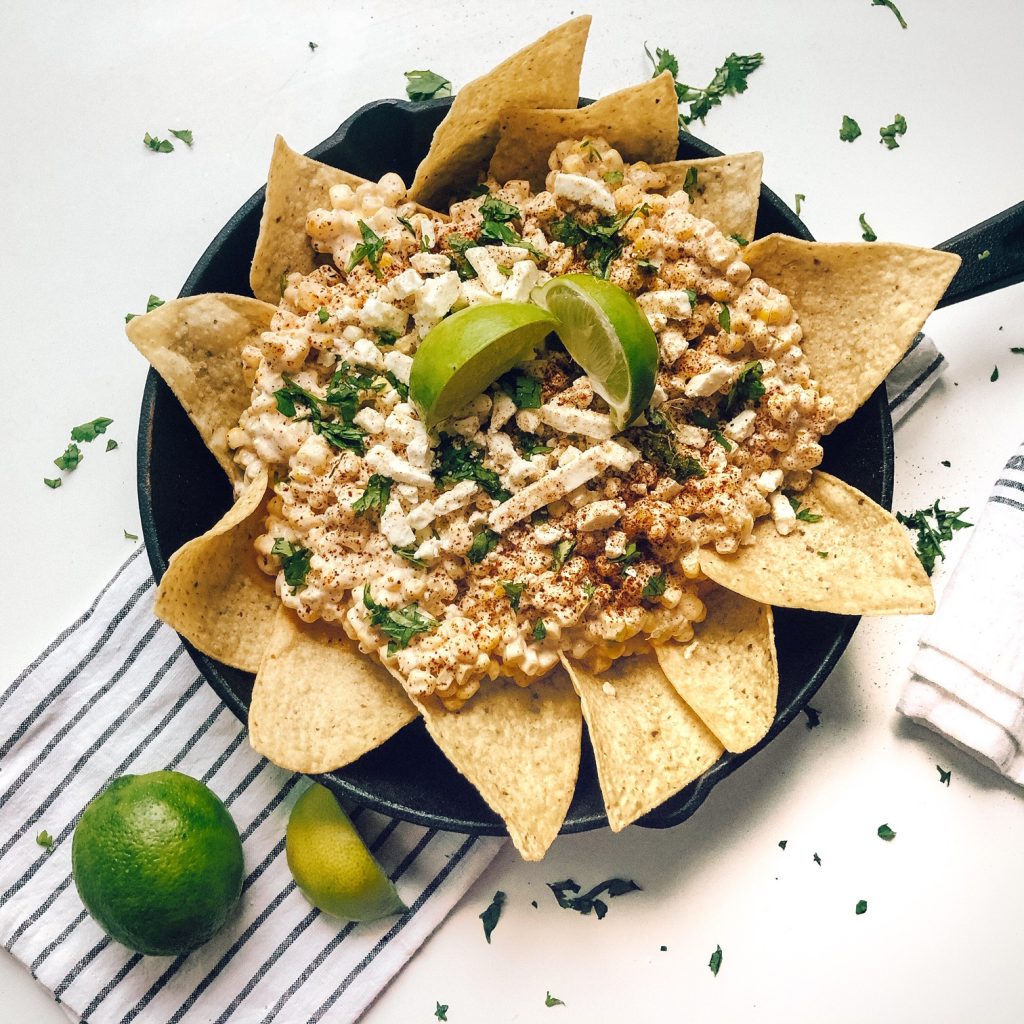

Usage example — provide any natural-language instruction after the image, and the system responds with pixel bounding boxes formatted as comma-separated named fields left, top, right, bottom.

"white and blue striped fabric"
left=0, top=336, right=945, bottom=1023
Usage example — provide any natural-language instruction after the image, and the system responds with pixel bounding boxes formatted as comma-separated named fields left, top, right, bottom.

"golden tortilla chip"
left=154, top=468, right=278, bottom=672
left=411, top=673, right=581, bottom=860
left=652, top=151, right=764, bottom=241
left=250, top=136, right=369, bottom=303
left=700, top=471, right=934, bottom=615
left=655, top=588, right=778, bottom=753
left=249, top=607, right=417, bottom=773
left=408, top=16, right=591, bottom=207
left=126, top=294, right=275, bottom=484
left=488, top=72, right=680, bottom=191
left=743, top=235, right=960, bottom=424
left=561, top=652, right=723, bottom=832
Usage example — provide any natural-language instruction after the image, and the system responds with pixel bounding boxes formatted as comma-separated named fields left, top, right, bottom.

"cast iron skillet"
left=138, top=96, right=1022, bottom=836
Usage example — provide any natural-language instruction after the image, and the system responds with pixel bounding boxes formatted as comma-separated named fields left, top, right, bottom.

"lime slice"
left=532, top=274, right=658, bottom=428
left=409, top=302, right=558, bottom=428
left=286, top=783, right=406, bottom=921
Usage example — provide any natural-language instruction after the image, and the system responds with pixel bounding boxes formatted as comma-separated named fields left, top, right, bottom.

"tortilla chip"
left=127, top=294, right=275, bottom=483
left=561, top=652, right=723, bottom=832
left=488, top=72, right=680, bottom=191
left=699, top=471, right=934, bottom=615
left=411, top=673, right=581, bottom=860
left=651, top=151, right=764, bottom=241
left=249, top=607, right=417, bottom=773
left=743, top=235, right=960, bottom=424
left=154, top=468, right=278, bottom=672
left=409, top=16, right=591, bottom=207
left=655, top=588, right=778, bottom=753
left=250, top=136, right=369, bottom=303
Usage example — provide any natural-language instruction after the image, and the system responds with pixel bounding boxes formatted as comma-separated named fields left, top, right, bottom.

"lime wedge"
left=532, top=274, right=658, bottom=428
left=410, top=302, right=558, bottom=428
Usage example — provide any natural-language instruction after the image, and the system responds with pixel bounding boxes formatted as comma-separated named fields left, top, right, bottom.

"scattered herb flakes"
left=1011, top=347, right=1024, bottom=355
left=352, top=474, right=393, bottom=518
left=940, top=459, right=951, bottom=467
left=728, top=233, right=749, bottom=247
left=778, top=839, right=788, bottom=850
left=392, top=545, right=427, bottom=569
left=405, top=69, right=452, bottom=102
left=106, top=438, right=118, bottom=452
left=991, top=366, right=999, bottom=382
left=859, top=213, right=877, bottom=242
left=125, top=293, right=165, bottom=322
left=43, top=477, right=61, bottom=489
left=871, top=0, right=907, bottom=28
left=879, top=113, right=908, bottom=150
left=855, top=899, right=868, bottom=915
left=468, top=528, right=501, bottom=565
left=169, top=128, right=194, bottom=147
left=433, top=434, right=510, bottom=501
left=637, top=258, right=660, bottom=273
left=896, top=501, right=972, bottom=575
left=501, top=580, right=525, bottom=611
left=629, top=409, right=706, bottom=483
left=708, top=944, right=723, bottom=976
left=363, top=589, right=438, bottom=655
left=500, top=369, right=542, bottom=409
left=718, top=304, right=732, bottom=332
left=788, top=495, right=823, bottom=523
left=690, top=409, right=732, bottom=451
left=272, top=538, right=312, bottom=591
left=434, top=1002, right=448, bottom=1021
left=346, top=220, right=387, bottom=277
left=813, top=852, right=822, bottom=866
left=124, top=529, right=139, bottom=541
left=547, top=877, right=640, bottom=919
left=794, top=193, right=806, bottom=216
left=531, top=899, right=538, bottom=908
left=71, top=417, right=114, bottom=442
left=719, top=360, right=765, bottom=419
left=308, top=41, right=318, bottom=51
left=682, top=166, right=699, bottom=203
left=978, top=250, right=991, bottom=261
left=937, top=765, right=951, bottom=786
left=550, top=203, right=647, bottom=278
left=480, top=890, right=506, bottom=943
left=604, top=169, right=624, bottom=185
left=551, top=539, right=576, bottom=573
left=804, top=705, right=822, bottom=729
left=817, top=550, right=830, bottom=559
left=660, top=945, right=668, bottom=951
left=54, top=442, right=83, bottom=472
left=642, top=573, right=667, bottom=600
left=317, top=306, right=331, bottom=323
left=143, top=131, right=174, bottom=153
left=582, top=580, right=597, bottom=601
left=608, top=542, right=642, bottom=569
left=544, top=992, right=565, bottom=1007
left=877, top=823, right=896, bottom=841
left=36, top=830, right=54, bottom=849
left=839, top=115, right=862, bottom=142
left=533, top=618, right=548, bottom=642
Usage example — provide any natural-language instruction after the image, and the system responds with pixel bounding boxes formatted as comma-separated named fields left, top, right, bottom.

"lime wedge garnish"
left=532, top=274, right=658, bottom=428
left=409, top=303, right=558, bottom=428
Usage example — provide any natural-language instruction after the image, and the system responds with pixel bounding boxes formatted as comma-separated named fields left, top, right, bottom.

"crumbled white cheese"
left=756, top=469, right=784, bottom=495
left=538, top=404, right=615, bottom=440
left=465, top=247, right=507, bottom=295
left=431, top=480, right=479, bottom=518
left=382, top=349, right=413, bottom=384
left=501, top=260, right=541, bottom=303
left=351, top=337, right=384, bottom=370
left=552, top=172, right=617, bottom=216
left=352, top=406, right=385, bottom=435
left=578, top=499, right=624, bottom=532
left=380, top=497, right=416, bottom=547
left=489, top=392, right=517, bottom=433
left=414, top=271, right=460, bottom=332
left=381, top=268, right=424, bottom=303
left=360, top=296, right=407, bottom=336
left=364, top=445, right=433, bottom=487
left=410, top=252, right=452, bottom=275
left=724, top=408, right=757, bottom=442
left=684, top=362, right=734, bottom=398
left=769, top=490, right=797, bottom=536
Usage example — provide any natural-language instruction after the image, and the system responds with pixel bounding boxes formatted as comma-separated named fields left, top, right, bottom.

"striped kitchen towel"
left=898, top=443, right=1024, bottom=783
left=0, top=546, right=503, bottom=1024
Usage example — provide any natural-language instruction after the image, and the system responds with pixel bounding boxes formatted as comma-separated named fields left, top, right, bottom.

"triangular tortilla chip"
left=250, top=136, right=370, bottom=303
left=127, top=294, right=275, bottom=483
left=561, top=652, right=723, bottom=832
left=655, top=588, right=778, bottom=753
left=249, top=607, right=418, bottom=773
left=699, top=471, right=934, bottom=615
left=651, top=151, right=764, bottom=241
left=154, top=468, right=278, bottom=672
left=409, top=16, right=592, bottom=206
left=743, top=235, right=960, bottom=424
left=411, top=673, right=581, bottom=860
left=488, top=72, right=680, bottom=191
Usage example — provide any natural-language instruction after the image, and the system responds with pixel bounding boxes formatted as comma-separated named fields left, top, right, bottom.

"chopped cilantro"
left=813, top=852, right=822, bottom=866
left=434, top=1002, right=448, bottom=1021
left=169, top=128, right=193, bottom=147
left=991, top=365, right=999, bottom=382
left=479, top=890, right=505, bottom=943
left=274, top=366, right=374, bottom=454
left=718, top=360, right=765, bottom=419
left=143, top=132, right=174, bottom=153
left=346, top=221, right=388, bottom=278
left=513, top=430, right=553, bottom=457
left=1011, top=347, right=1024, bottom=355
left=709, top=944, right=723, bottom=976
left=896, top=501, right=972, bottom=575
left=124, top=529, right=139, bottom=541
left=376, top=330, right=399, bottom=346
left=352, top=474, right=393, bottom=518
left=839, top=115, right=862, bottom=142
left=317, top=307, right=330, bottom=323
left=644, top=43, right=679, bottom=79
left=547, top=877, right=640, bottom=919
left=272, top=538, right=312, bottom=591
left=125, top=294, right=164, bottom=322
left=647, top=45, right=765, bottom=126
left=397, top=215, right=417, bottom=237
left=383, top=370, right=409, bottom=401
left=603, top=170, right=624, bottom=185
left=445, top=232, right=479, bottom=280
left=978, top=250, right=991, bottom=261
left=877, top=823, right=896, bottom=841
left=392, top=545, right=427, bottom=569
left=788, top=495, right=823, bottom=523
left=660, top=945, right=668, bottom=952
left=106, top=438, right=118, bottom=452
left=308, top=41, right=318, bottom=51
left=628, top=409, right=706, bottom=483
left=500, top=370, right=542, bottom=409
left=778, top=839, right=788, bottom=850
left=795, top=193, right=806, bottom=216
left=804, top=705, right=822, bottom=729
left=404, top=69, right=452, bottom=102
left=718, top=304, right=732, bottom=332
left=940, top=459, right=951, bottom=467
left=551, top=539, right=576, bottom=573
left=433, top=434, right=510, bottom=501
left=879, top=113, right=908, bottom=150
left=728, top=233, right=749, bottom=247
left=608, top=542, right=642, bottom=569
left=582, top=580, right=597, bottom=601
left=871, top=0, right=907, bottom=29
left=501, top=581, right=525, bottom=611
left=682, top=166, right=699, bottom=203
left=550, top=204, right=647, bottom=278
left=637, top=258, right=660, bottom=273
left=545, top=992, right=565, bottom=1007
left=54, top=442, right=83, bottom=471
left=859, top=213, right=877, bottom=242
left=363, top=589, right=438, bottom=655
left=475, top=197, right=542, bottom=257
left=533, top=619, right=547, bottom=642
left=642, top=573, right=667, bottom=600
left=468, top=184, right=491, bottom=198
left=937, top=765, right=951, bottom=786
left=855, top=899, right=868, bottom=915
left=468, top=528, right=500, bottom=564
left=817, top=550, right=830, bottom=559
left=43, top=477, right=61, bottom=489
left=497, top=264, right=513, bottom=277
left=71, top=417, right=114, bottom=442
left=36, top=830, right=54, bottom=850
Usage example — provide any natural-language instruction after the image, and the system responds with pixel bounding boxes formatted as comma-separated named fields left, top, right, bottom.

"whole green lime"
left=72, top=770, right=244, bottom=956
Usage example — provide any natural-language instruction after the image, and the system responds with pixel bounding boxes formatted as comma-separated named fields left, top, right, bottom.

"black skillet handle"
left=935, top=200, right=1024, bottom=308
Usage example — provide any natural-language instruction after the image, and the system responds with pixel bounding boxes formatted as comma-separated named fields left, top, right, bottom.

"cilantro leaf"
left=551, top=539, right=576, bottom=573
left=839, top=115, right=862, bottom=142
left=729, top=233, right=749, bottom=247
left=813, top=852, right=822, bottom=866
left=71, top=417, right=114, bottom=442
left=991, top=365, right=999, bottom=382
left=363, top=589, right=438, bottom=655
left=445, top=232, right=479, bottom=280
left=778, top=839, right=788, bottom=850
left=718, top=304, right=732, bottom=332
left=352, top=474, right=393, bottom=518
left=434, top=1003, right=448, bottom=1021
left=937, top=765, right=951, bottom=786
left=855, top=899, right=868, bottom=915
left=871, top=0, right=907, bottom=29
left=479, top=890, right=505, bottom=943
left=608, top=542, right=642, bottom=570
left=384, top=370, right=409, bottom=401
left=169, top=128, right=194, bottom=147
left=272, top=538, right=312, bottom=591
left=642, top=573, right=667, bottom=600
left=859, top=212, right=878, bottom=242
left=545, top=992, right=565, bottom=1007
left=433, top=434, right=510, bottom=501
left=665, top=51, right=765, bottom=127
left=682, top=166, right=699, bottom=203
left=500, top=370, right=542, bottom=409
left=582, top=580, right=597, bottom=601
left=478, top=196, right=520, bottom=223
left=628, top=409, right=706, bottom=483
left=896, top=501, right=972, bottom=575
left=501, top=581, right=525, bottom=611
left=788, top=495, right=823, bottom=523
left=106, top=439, right=118, bottom=452
left=550, top=204, right=647, bottom=278
left=1011, top=347, right=1024, bottom=355
left=405, top=69, right=452, bottom=102
left=513, top=430, right=553, bottom=457
left=533, top=619, right=547, bottom=642
left=43, top=477, right=61, bottom=489
left=317, top=306, right=331, bottom=323
left=346, top=220, right=387, bottom=277
left=275, top=367, right=373, bottom=454
left=124, top=529, right=139, bottom=541
left=644, top=43, right=679, bottom=79
left=54, top=442, right=83, bottom=471
left=879, top=113, right=908, bottom=150
left=36, top=830, right=54, bottom=850
left=709, top=944, right=723, bottom=976
left=547, top=877, right=640, bottom=919
left=125, top=295, right=165, bottom=322
left=377, top=329, right=398, bottom=346
left=308, top=41, right=318, bottom=51
left=468, top=528, right=500, bottom=564
left=804, top=705, right=822, bottom=729
left=604, top=169, right=624, bottom=185
left=689, top=409, right=732, bottom=451
left=795, top=193, right=806, bottom=216
left=718, top=360, right=765, bottom=419
left=392, top=545, right=427, bottom=569
left=877, top=823, right=896, bottom=841
left=143, top=132, right=174, bottom=153
left=978, top=250, right=991, bottom=261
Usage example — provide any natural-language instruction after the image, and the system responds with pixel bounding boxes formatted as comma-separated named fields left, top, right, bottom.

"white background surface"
left=2, top=1, right=1023, bottom=1021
